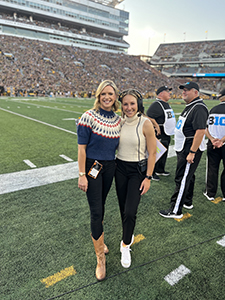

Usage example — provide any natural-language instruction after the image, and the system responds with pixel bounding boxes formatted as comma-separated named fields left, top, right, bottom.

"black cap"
left=156, top=85, right=172, bottom=95
left=218, top=88, right=225, bottom=99
left=179, top=82, right=199, bottom=91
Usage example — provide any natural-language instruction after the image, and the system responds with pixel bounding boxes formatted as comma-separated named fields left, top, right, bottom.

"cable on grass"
left=46, top=232, right=225, bottom=300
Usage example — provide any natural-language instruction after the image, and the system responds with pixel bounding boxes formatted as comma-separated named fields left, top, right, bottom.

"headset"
left=118, top=89, right=144, bottom=114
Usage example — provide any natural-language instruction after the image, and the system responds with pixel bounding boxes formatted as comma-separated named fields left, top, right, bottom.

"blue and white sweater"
left=77, top=108, right=121, bottom=161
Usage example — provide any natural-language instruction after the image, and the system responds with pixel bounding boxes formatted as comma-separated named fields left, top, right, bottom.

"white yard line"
left=59, top=154, right=74, bottom=162
left=0, top=162, right=79, bottom=195
left=6, top=99, right=82, bottom=114
left=217, top=236, right=225, bottom=247
left=164, top=265, right=191, bottom=286
left=168, top=144, right=176, bottom=158
left=23, top=159, right=37, bottom=168
left=0, top=107, right=77, bottom=135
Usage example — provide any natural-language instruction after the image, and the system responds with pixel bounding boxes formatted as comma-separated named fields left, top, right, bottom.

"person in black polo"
left=159, top=82, right=208, bottom=218
left=147, top=86, right=176, bottom=181
left=203, top=88, right=225, bottom=201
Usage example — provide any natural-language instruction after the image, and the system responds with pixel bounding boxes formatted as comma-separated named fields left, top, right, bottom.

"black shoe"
left=152, top=174, right=160, bottom=181
left=155, top=171, right=170, bottom=176
left=183, top=204, right=193, bottom=209
left=203, top=192, right=214, bottom=201
left=159, top=207, right=183, bottom=219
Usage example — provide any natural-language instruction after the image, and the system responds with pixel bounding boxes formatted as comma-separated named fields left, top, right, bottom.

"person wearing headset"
left=115, top=89, right=156, bottom=268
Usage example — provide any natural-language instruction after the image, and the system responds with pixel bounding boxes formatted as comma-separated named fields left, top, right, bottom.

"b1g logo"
left=166, top=111, right=175, bottom=119
left=209, top=116, right=225, bottom=126
left=176, top=119, right=183, bottom=129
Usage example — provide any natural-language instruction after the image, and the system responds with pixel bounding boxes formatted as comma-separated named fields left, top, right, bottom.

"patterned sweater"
left=77, top=108, right=121, bottom=160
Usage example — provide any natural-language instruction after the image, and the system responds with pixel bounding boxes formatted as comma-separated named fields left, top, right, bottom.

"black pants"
left=154, top=134, right=171, bottom=173
left=86, top=158, right=116, bottom=240
left=115, top=159, right=145, bottom=245
left=205, top=141, right=225, bottom=198
left=170, top=146, right=203, bottom=214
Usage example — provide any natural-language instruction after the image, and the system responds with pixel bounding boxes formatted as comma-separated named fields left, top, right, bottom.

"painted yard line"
left=167, top=144, right=176, bottom=158
left=0, top=162, right=79, bottom=195
left=132, top=234, right=146, bottom=245
left=164, top=264, right=191, bottom=286
left=59, top=154, right=74, bottom=162
left=0, top=145, right=176, bottom=196
left=216, top=236, right=225, bottom=247
left=23, top=159, right=37, bottom=168
left=0, top=107, right=77, bottom=135
left=41, top=266, right=76, bottom=288
left=6, top=99, right=82, bottom=114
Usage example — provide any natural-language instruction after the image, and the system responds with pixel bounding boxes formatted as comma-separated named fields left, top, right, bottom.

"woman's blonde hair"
left=93, top=80, right=120, bottom=112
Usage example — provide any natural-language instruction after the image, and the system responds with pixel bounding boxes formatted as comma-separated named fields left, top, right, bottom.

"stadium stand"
left=0, top=35, right=179, bottom=98
left=150, top=40, right=225, bottom=97
left=0, top=0, right=181, bottom=98
left=0, top=0, right=129, bottom=53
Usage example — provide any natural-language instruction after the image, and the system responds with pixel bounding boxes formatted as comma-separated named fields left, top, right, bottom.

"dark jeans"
left=115, top=158, right=145, bottom=245
left=86, top=158, right=116, bottom=240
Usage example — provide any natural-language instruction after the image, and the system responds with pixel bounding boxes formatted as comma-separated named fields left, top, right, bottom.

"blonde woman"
left=77, top=80, right=121, bottom=281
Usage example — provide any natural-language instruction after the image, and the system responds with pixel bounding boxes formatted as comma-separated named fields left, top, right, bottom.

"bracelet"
left=189, top=150, right=196, bottom=154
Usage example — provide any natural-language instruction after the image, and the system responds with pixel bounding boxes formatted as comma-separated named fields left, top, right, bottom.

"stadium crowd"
left=0, top=35, right=178, bottom=98
left=152, top=40, right=225, bottom=62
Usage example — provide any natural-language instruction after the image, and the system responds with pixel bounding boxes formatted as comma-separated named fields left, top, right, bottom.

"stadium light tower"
left=147, top=30, right=155, bottom=56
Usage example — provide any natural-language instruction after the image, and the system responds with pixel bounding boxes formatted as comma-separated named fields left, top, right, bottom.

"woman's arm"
left=148, top=117, right=161, bottom=136
left=78, top=144, right=88, bottom=192
left=140, top=119, right=157, bottom=195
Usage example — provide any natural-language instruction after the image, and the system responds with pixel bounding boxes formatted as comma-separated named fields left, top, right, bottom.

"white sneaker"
left=120, top=235, right=134, bottom=268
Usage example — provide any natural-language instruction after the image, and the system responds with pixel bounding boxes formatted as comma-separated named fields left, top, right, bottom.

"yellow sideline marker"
left=132, top=234, right=146, bottom=245
left=212, top=197, right=222, bottom=204
left=41, top=266, right=76, bottom=288
left=175, top=212, right=192, bottom=222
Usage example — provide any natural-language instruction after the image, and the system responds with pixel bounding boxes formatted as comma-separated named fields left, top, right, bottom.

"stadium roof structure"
left=92, top=0, right=124, bottom=7
left=0, top=0, right=129, bottom=53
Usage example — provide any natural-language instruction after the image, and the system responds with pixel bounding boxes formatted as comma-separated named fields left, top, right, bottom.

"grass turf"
left=1, top=97, right=225, bottom=300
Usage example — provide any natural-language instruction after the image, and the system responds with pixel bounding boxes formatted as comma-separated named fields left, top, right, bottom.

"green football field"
left=1, top=96, right=225, bottom=300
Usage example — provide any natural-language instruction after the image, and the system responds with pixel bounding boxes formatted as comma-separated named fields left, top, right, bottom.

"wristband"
left=145, top=175, right=152, bottom=180
left=189, top=150, right=196, bottom=154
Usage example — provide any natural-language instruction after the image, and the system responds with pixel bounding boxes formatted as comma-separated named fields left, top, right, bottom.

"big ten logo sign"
left=166, top=110, right=175, bottom=119
left=176, top=119, right=183, bottom=129
left=209, top=116, right=225, bottom=126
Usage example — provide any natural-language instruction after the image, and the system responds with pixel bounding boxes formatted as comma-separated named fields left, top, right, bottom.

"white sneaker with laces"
left=120, top=235, right=134, bottom=268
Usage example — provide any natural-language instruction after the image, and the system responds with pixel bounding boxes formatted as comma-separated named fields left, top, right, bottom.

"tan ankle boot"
left=91, top=233, right=106, bottom=281
left=104, top=243, right=109, bottom=254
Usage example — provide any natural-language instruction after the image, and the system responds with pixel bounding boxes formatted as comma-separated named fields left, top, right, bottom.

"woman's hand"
left=139, top=178, right=151, bottom=195
left=78, top=175, right=88, bottom=192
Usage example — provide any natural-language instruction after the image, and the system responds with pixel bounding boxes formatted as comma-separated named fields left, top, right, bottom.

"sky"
left=117, top=0, right=225, bottom=56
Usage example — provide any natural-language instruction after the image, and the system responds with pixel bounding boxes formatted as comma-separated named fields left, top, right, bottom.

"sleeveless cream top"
left=117, top=114, right=148, bottom=162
